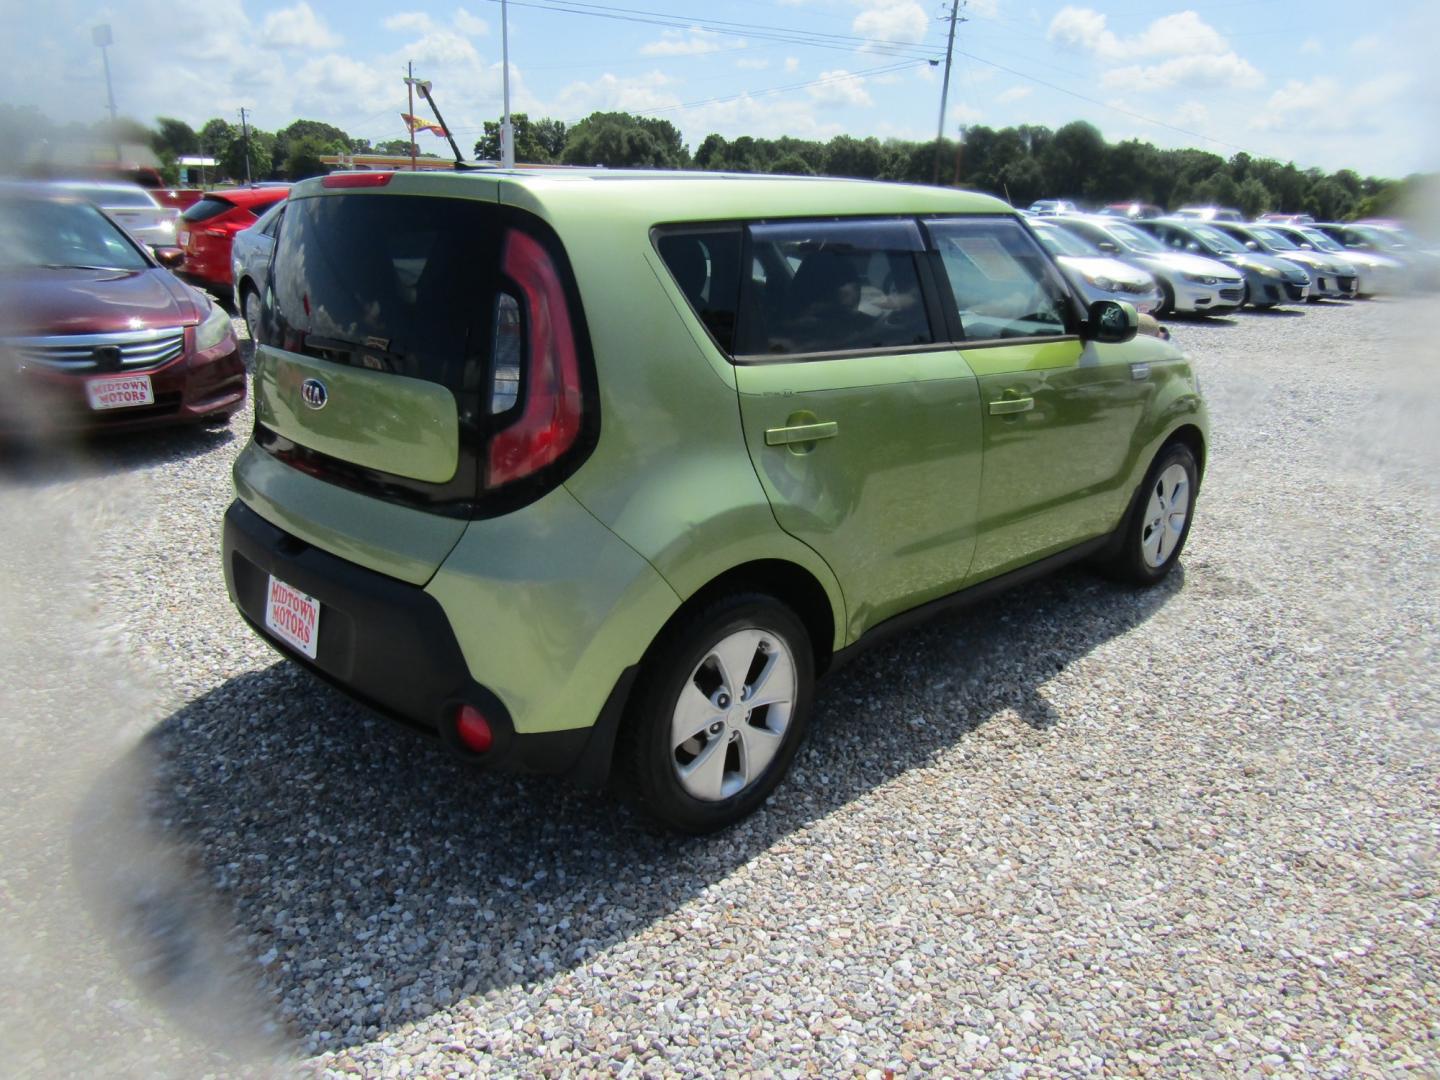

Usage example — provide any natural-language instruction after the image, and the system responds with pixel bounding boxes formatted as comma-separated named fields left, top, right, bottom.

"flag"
left=401, top=113, right=448, bottom=137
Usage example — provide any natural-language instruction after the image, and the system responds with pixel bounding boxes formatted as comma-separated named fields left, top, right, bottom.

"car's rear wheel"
left=242, top=286, right=263, bottom=342
left=622, top=593, right=814, bottom=833
left=1103, top=441, right=1198, bottom=586
left=1155, top=279, right=1175, bottom=316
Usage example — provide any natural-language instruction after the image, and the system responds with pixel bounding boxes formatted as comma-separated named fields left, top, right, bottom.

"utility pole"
left=407, top=60, right=418, bottom=171
left=501, top=0, right=515, bottom=167
left=932, top=0, right=966, bottom=186
left=239, top=106, right=252, bottom=184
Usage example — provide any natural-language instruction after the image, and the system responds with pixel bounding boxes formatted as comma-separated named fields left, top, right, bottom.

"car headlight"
left=1085, top=274, right=1115, bottom=291
left=1252, top=263, right=1282, bottom=278
left=1182, top=272, right=1218, bottom=285
left=195, top=301, right=232, bottom=351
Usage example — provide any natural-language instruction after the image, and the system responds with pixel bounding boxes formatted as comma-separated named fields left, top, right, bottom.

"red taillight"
left=486, top=230, right=583, bottom=488
left=455, top=704, right=493, bottom=753
left=323, top=171, right=394, bottom=188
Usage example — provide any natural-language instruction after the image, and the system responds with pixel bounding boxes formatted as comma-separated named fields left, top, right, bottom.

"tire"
left=621, top=593, right=814, bottom=833
left=242, top=286, right=264, bottom=343
left=1155, top=279, right=1175, bottom=317
left=1103, top=441, right=1198, bottom=586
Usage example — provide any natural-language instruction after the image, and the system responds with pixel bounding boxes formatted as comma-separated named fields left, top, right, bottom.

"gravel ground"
left=1, top=298, right=1437, bottom=1078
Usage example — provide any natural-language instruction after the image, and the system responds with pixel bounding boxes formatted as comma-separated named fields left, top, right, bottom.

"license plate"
left=264, top=575, right=321, bottom=659
left=86, top=373, right=153, bottom=410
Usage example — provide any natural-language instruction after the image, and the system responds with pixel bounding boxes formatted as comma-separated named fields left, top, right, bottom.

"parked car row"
left=1021, top=204, right=1439, bottom=311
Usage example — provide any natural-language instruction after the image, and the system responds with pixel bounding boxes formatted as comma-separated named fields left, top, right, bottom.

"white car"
left=1028, top=219, right=1162, bottom=313
left=49, top=180, right=180, bottom=253
left=1050, top=215, right=1245, bottom=316
left=1267, top=223, right=1405, bottom=297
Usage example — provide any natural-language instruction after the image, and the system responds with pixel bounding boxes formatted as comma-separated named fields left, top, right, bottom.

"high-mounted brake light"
left=486, top=230, right=583, bottom=488
left=322, top=171, right=394, bottom=188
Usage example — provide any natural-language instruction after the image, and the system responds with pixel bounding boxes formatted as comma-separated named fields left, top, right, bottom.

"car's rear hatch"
left=240, top=172, right=596, bottom=585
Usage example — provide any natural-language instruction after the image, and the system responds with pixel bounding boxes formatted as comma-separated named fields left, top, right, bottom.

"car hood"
left=0, top=267, right=202, bottom=337
left=1268, top=248, right=1355, bottom=274
left=1054, top=254, right=1154, bottom=288
left=1131, top=250, right=1240, bottom=279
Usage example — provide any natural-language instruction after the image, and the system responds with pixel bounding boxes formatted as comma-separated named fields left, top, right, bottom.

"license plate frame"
left=85, top=373, right=154, bottom=410
left=264, top=574, right=321, bottom=660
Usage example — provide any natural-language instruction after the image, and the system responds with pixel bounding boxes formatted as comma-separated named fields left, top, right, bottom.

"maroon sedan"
left=0, top=183, right=246, bottom=435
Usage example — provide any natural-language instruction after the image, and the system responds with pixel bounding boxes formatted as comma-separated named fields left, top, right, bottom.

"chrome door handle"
left=765, top=421, right=838, bottom=446
left=988, top=396, right=1034, bottom=416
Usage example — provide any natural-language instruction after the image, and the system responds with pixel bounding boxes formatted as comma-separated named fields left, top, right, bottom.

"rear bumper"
left=222, top=498, right=603, bottom=775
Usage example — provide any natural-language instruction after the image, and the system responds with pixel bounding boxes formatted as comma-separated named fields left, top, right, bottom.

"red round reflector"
left=455, top=704, right=493, bottom=753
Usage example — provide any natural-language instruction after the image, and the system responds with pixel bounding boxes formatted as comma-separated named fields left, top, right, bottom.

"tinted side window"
left=654, top=227, right=741, bottom=353
left=737, top=219, right=932, bottom=357
left=924, top=217, right=1071, bottom=342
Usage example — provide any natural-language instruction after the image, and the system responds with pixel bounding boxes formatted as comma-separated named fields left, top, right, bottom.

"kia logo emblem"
left=93, top=346, right=123, bottom=372
left=301, top=378, right=328, bottom=410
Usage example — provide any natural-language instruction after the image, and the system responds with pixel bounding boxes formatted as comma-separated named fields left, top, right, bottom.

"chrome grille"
left=5, top=327, right=186, bottom=373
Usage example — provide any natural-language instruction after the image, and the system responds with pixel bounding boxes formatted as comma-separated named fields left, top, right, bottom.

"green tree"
left=1041, top=120, right=1105, bottom=198
left=283, top=134, right=334, bottom=180
left=560, top=112, right=688, bottom=169
left=221, top=129, right=273, bottom=182
left=151, top=117, right=199, bottom=159
left=769, top=153, right=814, bottom=176
left=274, top=119, right=351, bottom=173
left=823, top=134, right=885, bottom=180
left=1236, top=177, right=1272, bottom=218
left=472, top=113, right=565, bottom=163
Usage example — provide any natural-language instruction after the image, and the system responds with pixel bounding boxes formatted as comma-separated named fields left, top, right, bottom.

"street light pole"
left=501, top=0, right=514, bottom=167
left=92, top=24, right=120, bottom=161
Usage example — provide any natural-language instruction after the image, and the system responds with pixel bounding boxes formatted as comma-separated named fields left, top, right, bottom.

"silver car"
left=1211, top=222, right=1357, bottom=300
left=50, top=180, right=179, bottom=253
left=1050, top=215, right=1244, bottom=316
left=1027, top=219, right=1161, bottom=313
left=1264, top=223, right=1404, bottom=297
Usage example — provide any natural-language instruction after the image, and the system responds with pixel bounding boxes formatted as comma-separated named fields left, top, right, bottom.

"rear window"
left=270, top=193, right=498, bottom=391
left=182, top=196, right=237, bottom=223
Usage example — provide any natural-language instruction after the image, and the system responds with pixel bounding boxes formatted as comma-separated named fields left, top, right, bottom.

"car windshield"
left=1298, top=228, right=1344, bottom=253
left=1105, top=221, right=1165, bottom=252
left=0, top=195, right=150, bottom=271
left=1031, top=223, right=1094, bottom=257
left=1189, top=225, right=1245, bottom=253
left=1249, top=227, right=1298, bottom=250
left=1350, top=226, right=1406, bottom=250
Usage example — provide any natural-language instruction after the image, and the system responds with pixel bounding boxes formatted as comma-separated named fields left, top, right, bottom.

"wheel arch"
left=1162, top=422, right=1206, bottom=489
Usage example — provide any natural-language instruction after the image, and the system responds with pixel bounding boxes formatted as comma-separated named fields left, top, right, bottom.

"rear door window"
left=737, top=219, right=934, bottom=357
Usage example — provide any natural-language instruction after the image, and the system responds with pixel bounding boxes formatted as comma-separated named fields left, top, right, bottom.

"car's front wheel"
left=243, top=286, right=264, bottom=343
left=1104, top=441, right=1198, bottom=586
left=623, top=593, right=814, bottom=833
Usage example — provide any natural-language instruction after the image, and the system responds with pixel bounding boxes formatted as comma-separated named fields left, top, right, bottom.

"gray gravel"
left=1, top=299, right=1437, bottom=1077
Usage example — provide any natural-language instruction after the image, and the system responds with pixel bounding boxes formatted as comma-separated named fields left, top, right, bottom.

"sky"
left=4, top=0, right=1438, bottom=178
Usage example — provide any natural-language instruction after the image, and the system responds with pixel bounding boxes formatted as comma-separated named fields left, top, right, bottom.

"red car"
left=0, top=183, right=246, bottom=435
left=176, top=185, right=290, bottom=293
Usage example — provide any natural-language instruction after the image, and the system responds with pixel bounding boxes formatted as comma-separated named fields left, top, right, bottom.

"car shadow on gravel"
left=0, top=421, right=240, bottom=488
left=81, top=564, right=1182, bottom=1057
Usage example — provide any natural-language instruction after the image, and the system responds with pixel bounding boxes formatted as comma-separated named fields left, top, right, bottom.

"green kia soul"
left=223, top=169, right=1206, bottom=832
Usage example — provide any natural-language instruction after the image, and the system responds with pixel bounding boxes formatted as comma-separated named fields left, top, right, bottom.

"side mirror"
left=1244, top=240, right=1259, bottom=251
left=1300, top=243, right=1314, bottom=250
left=1097, top=240, right=1119, bottom=253
left=1085, top=299, right=1138, bottom=344
left=154, top=247, right=185, bottom=270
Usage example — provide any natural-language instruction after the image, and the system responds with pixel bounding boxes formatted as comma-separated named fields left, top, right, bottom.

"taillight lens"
left=486, top=230, right=582, bottom=488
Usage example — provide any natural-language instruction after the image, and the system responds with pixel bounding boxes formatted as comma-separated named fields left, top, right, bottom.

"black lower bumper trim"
left=222, top=499, right=599, bottom=776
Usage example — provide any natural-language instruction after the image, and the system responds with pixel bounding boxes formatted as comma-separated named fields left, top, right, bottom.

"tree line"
left=2, top=103, right=1426, bottom=221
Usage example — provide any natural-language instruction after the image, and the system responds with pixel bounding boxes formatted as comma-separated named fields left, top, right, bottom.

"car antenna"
left=414, top=80, right=484, bottom=171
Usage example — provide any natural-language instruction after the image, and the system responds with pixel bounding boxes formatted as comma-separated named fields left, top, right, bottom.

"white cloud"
left=1173, top=101, right=1210, bottom=130
left=995, top=85, right=1032, bottom=104
left=640, top=28, right=730, bottom=57
left=852, top=1, right=928, bottom=47
left=1251, top=73, right=1412, bottom=136
left=785, top=57, right=800, bottom=73
left=1049, top=6, right=1260, bottom=92
left=736, top=57, right=770, bottom=70
left=552, top=72, right=681, bottom=120
left=1102, top=53, right=1263, bottom=93
left=262, top=2, right=340, bottom=50
left=384, top=12, right=434, bottom=34
left=453, top=8, right=489, bottom=37
left=1300, top=37, right=1323, bottom=56
left=808, top=69, right=874, bottom=108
